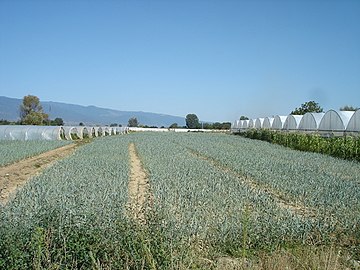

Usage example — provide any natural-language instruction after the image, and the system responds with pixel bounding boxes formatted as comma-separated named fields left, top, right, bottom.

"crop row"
left=0, top=140, right=71, bottom=166
left=171, top=133, right=360, bottom=234
left=131, top=133, right=346, bottom=255
left=0, top=136, right=131, bottom=269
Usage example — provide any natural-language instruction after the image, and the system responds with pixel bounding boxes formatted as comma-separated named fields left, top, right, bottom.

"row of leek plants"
left=0, top=140, right=71, bottom=166
left=0, top=136, right=168, bottom=269
left=172, top=132, right=360, bottom=252
left=131, top=132, right=336, bottom=262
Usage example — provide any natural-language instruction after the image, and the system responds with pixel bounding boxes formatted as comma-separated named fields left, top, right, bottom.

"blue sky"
left=1, top=0, right=359, bottom=122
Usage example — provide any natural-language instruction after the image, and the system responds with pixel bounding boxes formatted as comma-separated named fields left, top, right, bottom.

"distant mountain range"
left=0, top=96, right=186, bottom=127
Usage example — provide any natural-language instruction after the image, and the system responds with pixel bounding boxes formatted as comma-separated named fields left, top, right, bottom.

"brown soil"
left=0, top=143, right=77, bottom=205
left=127, top=143, right=152, bottom=224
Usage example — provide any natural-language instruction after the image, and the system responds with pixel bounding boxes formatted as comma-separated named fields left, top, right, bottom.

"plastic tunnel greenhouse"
left=0, top=125, right=64, bottom=140
left=298, top=112, right=325, bottom=131
left=254, top=118, right=265, bottom=129
left=346, top=109, right=360, bottom=132
left=283, top=115, right=303, bottom=130
left=272, top=116, right=287, bottom=130
left=263, top=117, right=274, bottom=129
left=318, top=110, right=355, bottom=132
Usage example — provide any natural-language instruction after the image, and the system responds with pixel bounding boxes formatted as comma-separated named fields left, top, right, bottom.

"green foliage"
left=49, top=117, right=64, bottom=126
left=185, top=114, right=200, bottom=129
left=20, top=95, right=48, bottom=125
left=240, top=115, right=249, bottom=120
left=169, top=123, right=178, bottom=128
left=340, top=105, right=359, bottom=111
left=128, top=117, right=139, bottom=127
left=240, top=130, right=360, bottom=162
left=291, top=100, right=324, bottom=115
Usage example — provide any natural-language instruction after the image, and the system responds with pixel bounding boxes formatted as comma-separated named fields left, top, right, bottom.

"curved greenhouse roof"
left=248, top=119, right=256, bottom=129
left=319, top=110, right=355, bottom=131
left=346, top=109, right=360, bottom=132
left=298, top=112, right=325, bottom=131
left=242, top=120, right=249, bottom=129
left=254, top=118, right=265, bottom=129
left=283, top=115, right=303, bottom=130
left=272, top=116, right=287, bottom=130
left=0, top=125, right=64, bottom=141
left=263, top=117, right=274, bottom=129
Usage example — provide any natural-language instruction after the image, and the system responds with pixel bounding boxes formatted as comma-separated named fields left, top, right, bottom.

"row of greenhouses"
left=0, top=125, right=129, bottom=141
left=232, top=109, right=360, bottom=135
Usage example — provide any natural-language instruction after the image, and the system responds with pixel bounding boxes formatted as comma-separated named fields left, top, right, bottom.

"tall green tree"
left=20, top=95, right=48, bottom=125
left=240, top=116, right=249, bottom=120
left=291, top=101, right=324, bottom=115
left=185, top=114, right=200, bottom=129
left=128, top=117, right=139, bottom=127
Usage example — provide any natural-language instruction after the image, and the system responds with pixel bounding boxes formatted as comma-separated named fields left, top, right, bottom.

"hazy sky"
left=1, top=0, right=359, bottom=122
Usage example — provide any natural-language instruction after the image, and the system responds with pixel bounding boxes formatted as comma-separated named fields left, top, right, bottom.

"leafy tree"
left=169, top=123, right=178, bottom=128
left=340, top=105, right=358, bottom=111
left=185, top=114, right=200, bottom=129
left=0, top=119, right=11, bottom=125
left=291, top=100, right=324, bottom=115
left=240, top=116, right=249, bottom=120
left=20, top=95, right=48, bottom=125
left=128, top=117, right=139, bottom=127
left=79, top=122, right=84, bottom=126
left=110, top=123, right=118, bottom=127
left=221, top=122, right=231, bottom=129
left=50, top=117, right=64, bottom=126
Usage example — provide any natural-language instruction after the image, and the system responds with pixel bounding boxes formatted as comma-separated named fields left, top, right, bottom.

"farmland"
left=0, top=133, right=359, bottom=269
left=0, top=140, right=71, bottom=166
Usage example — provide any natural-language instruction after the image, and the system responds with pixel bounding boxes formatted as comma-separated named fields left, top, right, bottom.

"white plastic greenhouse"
left=242, top=120, right=250, bottom=129
left=318, top=110, right=355, bottom=132
left=232, top=109, right=359, bottom=136
left=298, top=112, right=325, bottom=131
left=0, top=125, right=64, bottom=140
left=263, top=117, right=274, bottom=129
left=255, top=118, right=265, bottom=129
left=0, top=125, right=129, bottom=141
left=272, top=116, right=287, bottom=130
left=283, top=115, right=303, bottom=130
left=248, top=119, right=256, bottom=129
left=346, top=109, right=360, bottom=132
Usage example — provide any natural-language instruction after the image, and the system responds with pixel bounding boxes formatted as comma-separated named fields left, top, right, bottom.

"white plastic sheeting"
left=254, top=118, right=265, bottom=129
left=233, top=109, right=359, bottom=134
left=248, top=119, right=256, bottom=129
left=298, top=113, right=325, bottom=131
left=242, top=120, right=249, bottom=129
left=272, top=116, right=287, bottom=130
left=0, top=125, right=129, bottom=141
left=0, top=126, right=64, bottom=140
left=283, top=115, right=303, bottom=130
left=319, top=110, right=354, bottom=131
left=263, top=117, right=274, bottom=129
left=346, top=109, right=360, bottom=132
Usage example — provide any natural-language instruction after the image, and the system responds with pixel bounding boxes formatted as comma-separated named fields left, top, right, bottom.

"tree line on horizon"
left=0, top=95, right=232, bottom=130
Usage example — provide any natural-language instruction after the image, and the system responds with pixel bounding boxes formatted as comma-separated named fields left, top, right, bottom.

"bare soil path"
left=0, top=143, right=77, bottom=205
left=127, top=143, right=152, bottom=224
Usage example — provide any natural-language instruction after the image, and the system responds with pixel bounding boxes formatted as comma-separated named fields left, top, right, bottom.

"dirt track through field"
left=127, top=143, right=152, bottom=224
left=184, top=145, right=316, bottom=218
left=0, top=144, right=77, bottom=205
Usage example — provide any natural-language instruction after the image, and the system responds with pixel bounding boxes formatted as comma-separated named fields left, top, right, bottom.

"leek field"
left=0, top=133, right=359, bottom=269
